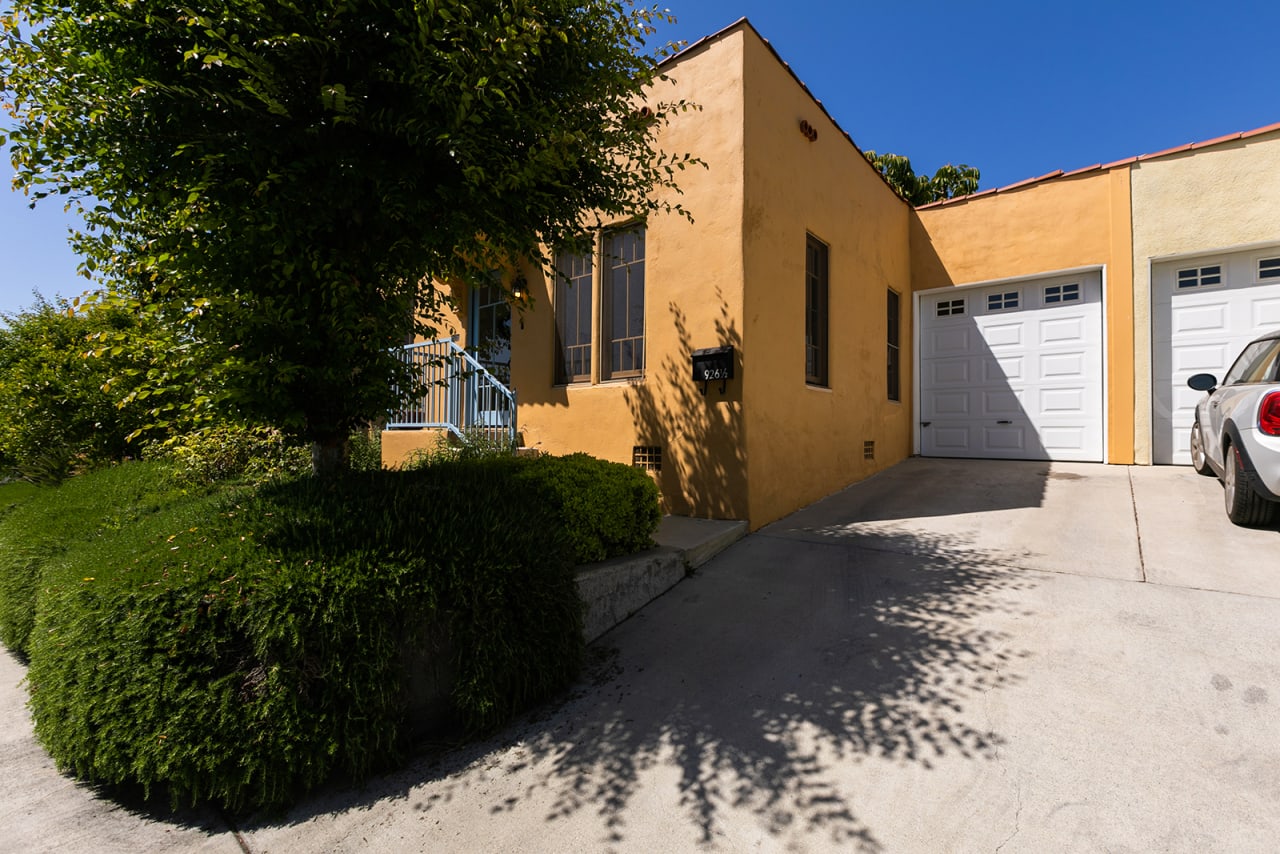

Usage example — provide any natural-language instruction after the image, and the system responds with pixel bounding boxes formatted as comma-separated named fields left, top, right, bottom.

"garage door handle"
left=997, top=420, right=1012, bottom=425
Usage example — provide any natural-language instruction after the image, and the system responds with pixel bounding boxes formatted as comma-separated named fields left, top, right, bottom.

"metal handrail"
left=388, top=337, right=517, bottom=449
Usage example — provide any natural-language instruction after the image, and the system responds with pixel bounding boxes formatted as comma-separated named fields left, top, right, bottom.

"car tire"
left=1224, top=443, right=1278, bottom=526
left=1189, top=420, right=1216, bottom=477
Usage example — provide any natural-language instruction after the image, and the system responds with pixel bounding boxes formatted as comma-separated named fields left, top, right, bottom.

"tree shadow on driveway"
left=254, top=524, right=1037, bottom=852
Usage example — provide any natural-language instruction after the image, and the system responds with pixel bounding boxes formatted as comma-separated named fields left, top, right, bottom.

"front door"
left=469, top=280, right=512, bottom=425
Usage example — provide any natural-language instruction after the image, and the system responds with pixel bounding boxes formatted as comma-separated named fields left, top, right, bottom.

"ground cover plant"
left=0, top=451, right=659, bottom=811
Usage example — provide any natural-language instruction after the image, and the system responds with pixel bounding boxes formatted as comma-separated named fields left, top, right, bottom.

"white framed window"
left=1257, top=256, right=1280, bottom=283
left=1176, top=264, right=1223, bottom=289
left=1044, top=282, right=1081, bottom=304
left=986, top=291, right=1019, bottom=311
left=936, top=298, right=965, bottom=317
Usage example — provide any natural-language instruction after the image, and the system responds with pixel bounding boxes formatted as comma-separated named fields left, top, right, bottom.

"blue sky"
left=4, top=0, right=1280, bottom=316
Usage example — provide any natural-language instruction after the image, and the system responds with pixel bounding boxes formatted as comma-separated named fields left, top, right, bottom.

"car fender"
left=1223, top=420, right=1280, bottom=502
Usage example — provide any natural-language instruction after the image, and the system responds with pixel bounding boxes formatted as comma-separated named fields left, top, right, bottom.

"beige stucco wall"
left=511, top=28, right=751, bottom=520
left=739, top=32, right=914, bottom=528
left=1129, top=130, right=1280, bottom=463
left=911, top=167, right=1136, bottom=464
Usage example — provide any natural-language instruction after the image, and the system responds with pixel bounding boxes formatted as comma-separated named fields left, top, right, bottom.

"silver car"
left=1187, top=331, right=1280, bottom=526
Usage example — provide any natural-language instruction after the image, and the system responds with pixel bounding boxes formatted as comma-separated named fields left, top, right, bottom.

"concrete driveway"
left=4, top=459, right=1280, bottom=852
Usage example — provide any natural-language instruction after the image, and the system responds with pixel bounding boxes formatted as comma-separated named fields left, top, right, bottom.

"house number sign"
left=691, top=346, right=735, bottom=394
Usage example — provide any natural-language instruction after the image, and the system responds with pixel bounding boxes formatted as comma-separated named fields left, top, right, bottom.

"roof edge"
left=919, top=120, right=1280, bottom=210
left=657, top=17, right=913, bottom=209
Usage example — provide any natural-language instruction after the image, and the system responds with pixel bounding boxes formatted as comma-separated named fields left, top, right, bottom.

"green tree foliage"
left=864, top=150, right=980, bottom=205
left=1, top=1, right=698, bottom=473
left=0, top=297, right=173, bottom=480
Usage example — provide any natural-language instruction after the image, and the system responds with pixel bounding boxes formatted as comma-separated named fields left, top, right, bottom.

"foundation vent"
left=633, top=446, right=662, bottom=473
left=863, top=440, right=875, bottom=461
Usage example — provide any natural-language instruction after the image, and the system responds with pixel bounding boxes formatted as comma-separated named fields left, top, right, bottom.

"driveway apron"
left=5, top=459, right=1279, bottom=853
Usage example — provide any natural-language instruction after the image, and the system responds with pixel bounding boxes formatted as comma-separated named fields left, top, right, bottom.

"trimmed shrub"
left=518, top=453, right=660, bottom=564
left=18, top=459, right=581, bottom=811
left=0, top=461, right=195, bottom=655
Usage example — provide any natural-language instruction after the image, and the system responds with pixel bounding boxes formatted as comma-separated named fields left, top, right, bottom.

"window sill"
left=805, top=383, right=832, bottom=393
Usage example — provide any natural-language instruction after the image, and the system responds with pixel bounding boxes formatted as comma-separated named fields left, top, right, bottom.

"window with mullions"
left=604, top=226, right=645, bottom=379
left=1044, top=283, right=1080, bottom=303
left=553, top=251, right=593, bottom=384
left=805, top=234, right=829, bottom=386
left=1177, top=265, right=1222, bottom=289
left=987, top=291, right=1019, bottom=311
left=887, top=289, right=900, bottom=401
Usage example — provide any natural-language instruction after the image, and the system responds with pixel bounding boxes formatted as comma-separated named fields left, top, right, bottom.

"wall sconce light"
left=511, top=276, right=527, bottom=301
left=799, top=119, right=818, bottom=142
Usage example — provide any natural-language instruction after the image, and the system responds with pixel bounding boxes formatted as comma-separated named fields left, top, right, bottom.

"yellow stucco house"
left=384, top=18, right=1280, bottom=531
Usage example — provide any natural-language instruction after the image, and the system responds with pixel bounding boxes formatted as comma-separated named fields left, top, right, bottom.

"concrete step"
left=576, top=516, right=747, bottom=643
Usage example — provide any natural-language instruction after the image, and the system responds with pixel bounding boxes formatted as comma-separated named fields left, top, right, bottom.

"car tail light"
left=1261, top=391, right=1280, bottom=436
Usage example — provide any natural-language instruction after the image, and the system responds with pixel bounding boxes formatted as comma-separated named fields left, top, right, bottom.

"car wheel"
left=1224, top=443, right=1278, bottom=526
left=1189, top=420, right=1215, bottom=477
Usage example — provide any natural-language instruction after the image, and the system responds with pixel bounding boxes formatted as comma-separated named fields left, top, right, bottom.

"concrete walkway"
left=4, top=459, right=1280, bottom=852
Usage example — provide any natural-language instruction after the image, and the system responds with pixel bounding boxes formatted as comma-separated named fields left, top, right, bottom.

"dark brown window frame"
left=805, top=234, right=829, bottom=387
left=553, top=249, right=594, bottom=384
left=887, top=288, right=901, bottom=401
left=603, top=225, right=646, bottom=380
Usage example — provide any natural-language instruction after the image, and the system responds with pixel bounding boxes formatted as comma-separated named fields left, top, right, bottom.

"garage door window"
left=936, top=298, right=965, bottom=317
left=1044, top=283, right=1080, bottom=303
left=986, top=291, right=1019, bottom=311
left=1177, top=265, right=1223, bottom=289
left=1257, top=257, right=1280, bottom=282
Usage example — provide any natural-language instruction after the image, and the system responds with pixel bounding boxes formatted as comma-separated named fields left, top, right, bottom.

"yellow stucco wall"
left=1129, top=130, right=1280, bottom=463
left=738, top=32, right=915, bottom=529
left=510, top=28, right=751, bottom=521
left=910, top=168, right=1136, bottom=463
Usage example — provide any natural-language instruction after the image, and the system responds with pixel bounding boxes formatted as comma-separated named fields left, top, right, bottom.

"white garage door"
left=1152, top=249, right=1280, bottom=464
left=919, top=272, right=1104, bottom=461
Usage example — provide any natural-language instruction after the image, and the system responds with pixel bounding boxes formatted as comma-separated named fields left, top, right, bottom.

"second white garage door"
left=919, top=272, right=1104, bottom=461
left=1151, top=248, right=1280, bottom=465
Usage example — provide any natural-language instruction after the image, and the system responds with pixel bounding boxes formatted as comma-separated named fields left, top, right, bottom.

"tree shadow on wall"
left=253, top=524, right=1036, bottom=852
left=625, top=289, right=747, bottom=520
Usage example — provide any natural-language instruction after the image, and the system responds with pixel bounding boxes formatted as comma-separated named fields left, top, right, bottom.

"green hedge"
left=2, top=452, right=658, bottom=811
left=518, top=452, right=660, bottom=564
left=0, top=462, right=197, bottom=655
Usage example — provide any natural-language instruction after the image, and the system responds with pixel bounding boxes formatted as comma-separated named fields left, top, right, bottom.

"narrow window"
left=887, top=289, right=900, bottom=401
left=805, top=234, right=829, bottom=386
left=1259, top=257, right=1280, bottom=281
left=553, top=250, right=593, bottom=384
left=603, top=226, right=645, bottom=379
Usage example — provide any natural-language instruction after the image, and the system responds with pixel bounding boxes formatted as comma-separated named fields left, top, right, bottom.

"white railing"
left=388, top=338, right=517, bottom=449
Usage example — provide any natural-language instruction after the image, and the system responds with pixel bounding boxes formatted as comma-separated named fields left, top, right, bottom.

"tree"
left=863, top=151, right=980, bottom=206
left=0, top=296, right=174, bottom=480
left=1, top=1, right=697, bottom=473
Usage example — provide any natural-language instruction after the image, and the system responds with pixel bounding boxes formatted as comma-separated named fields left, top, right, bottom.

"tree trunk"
left=311, top=434, right=350, bottom=476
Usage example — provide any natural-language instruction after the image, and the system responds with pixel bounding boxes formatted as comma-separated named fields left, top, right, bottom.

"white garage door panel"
left=1152, top=248, right=1280, bottom=465
left=920, top=272, right=1104, bottom=462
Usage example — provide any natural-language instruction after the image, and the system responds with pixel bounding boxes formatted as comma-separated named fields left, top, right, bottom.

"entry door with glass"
left=468, top=280, right=512, bottom=425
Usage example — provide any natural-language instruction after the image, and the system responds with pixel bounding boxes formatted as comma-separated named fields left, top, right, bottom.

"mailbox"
left=691, top=346, right=735, bottom=394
